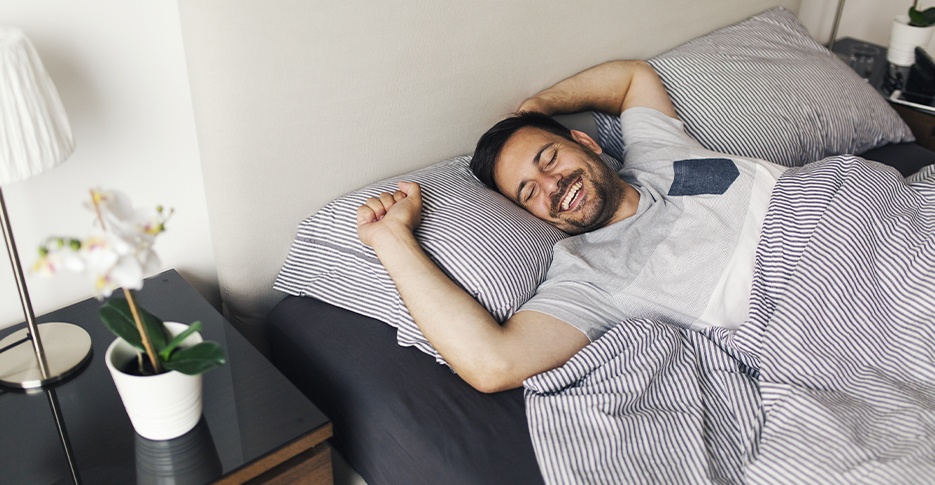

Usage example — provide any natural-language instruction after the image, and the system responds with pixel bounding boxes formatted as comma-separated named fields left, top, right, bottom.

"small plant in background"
left=909, top=1, right=935, bottom=27
left=34, top=189, right=224, bottom=376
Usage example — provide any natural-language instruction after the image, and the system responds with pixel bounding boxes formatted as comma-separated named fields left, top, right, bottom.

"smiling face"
left=492, top=127, right=636, bottom=234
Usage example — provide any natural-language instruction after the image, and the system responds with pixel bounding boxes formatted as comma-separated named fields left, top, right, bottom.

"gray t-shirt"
left=519, top=107, right=786, bottom=341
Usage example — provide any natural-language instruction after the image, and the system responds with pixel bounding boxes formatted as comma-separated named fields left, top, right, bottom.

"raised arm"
left=518, top=60, right=677, bottom=118
left=357, top=182, right=588, bottom=393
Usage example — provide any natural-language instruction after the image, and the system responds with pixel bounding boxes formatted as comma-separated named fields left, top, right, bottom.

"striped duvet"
left=524, top=156, right=935, bottom=484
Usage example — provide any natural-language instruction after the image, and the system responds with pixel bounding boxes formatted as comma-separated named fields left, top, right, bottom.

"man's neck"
left=608, top=181, right=640, bottom=226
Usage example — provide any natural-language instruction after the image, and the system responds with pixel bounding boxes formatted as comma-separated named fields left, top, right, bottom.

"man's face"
left=493, top=127, right=626, bottom=234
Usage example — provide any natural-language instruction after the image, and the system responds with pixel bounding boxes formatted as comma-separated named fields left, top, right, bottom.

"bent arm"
left=518, top=60, right=677, bottom=119
left=358, top=182, right=589, bottom=393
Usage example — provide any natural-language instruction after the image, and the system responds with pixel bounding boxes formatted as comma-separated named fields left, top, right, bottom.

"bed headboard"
left=177, top=0, right=800, bottom=347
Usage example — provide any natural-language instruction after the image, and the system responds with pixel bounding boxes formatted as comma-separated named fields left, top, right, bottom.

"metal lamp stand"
left=0, top=186, right=92, bottom=389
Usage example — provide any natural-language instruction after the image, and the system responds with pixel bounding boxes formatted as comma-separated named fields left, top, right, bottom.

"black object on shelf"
left=903, top=47, right=935, bottom=105
left=830, top=38, right=888, bottom=93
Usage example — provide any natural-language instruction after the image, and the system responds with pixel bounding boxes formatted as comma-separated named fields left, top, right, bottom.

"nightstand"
left=833, top=37, right=935, bottom=151
left=0, top=269, right=333, bottom=484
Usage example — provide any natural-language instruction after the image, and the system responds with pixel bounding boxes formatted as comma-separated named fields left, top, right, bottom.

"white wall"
left=0, top=0, right=218, bottom=330
left=800, top=0, right=935, bottom=51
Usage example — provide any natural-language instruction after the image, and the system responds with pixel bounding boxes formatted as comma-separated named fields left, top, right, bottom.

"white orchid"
left=34, top=189, right=172, bottom=298
left=78, top=230, right=161, bottom=297
left=34, top=189, right=222, bottom=377
left=32, top=238, right=84, bottom=277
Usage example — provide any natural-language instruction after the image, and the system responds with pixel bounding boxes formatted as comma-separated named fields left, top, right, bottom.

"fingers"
left=516, top=98, right=538, bottom=113
left=379, top=192, right=396, bottom=207
left=517, top=96, right=551, bottom=115
left=356, top=206, right=373, bottom=226
left=356, top=182, right=414, bottom=221
left=357, top=194, right=388, bottom=223
left=357, top=181, right=423, bottom=226
left=356, top=203, right=380, bottom=225
left=397, top=180, right=421, bottom=198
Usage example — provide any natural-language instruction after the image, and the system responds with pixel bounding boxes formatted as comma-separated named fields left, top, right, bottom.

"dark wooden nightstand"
left=833, top=37, right=935, bottom=151
left=889, top=102, right=935, bottom=151
left=0, top=269, right=333, bottom=484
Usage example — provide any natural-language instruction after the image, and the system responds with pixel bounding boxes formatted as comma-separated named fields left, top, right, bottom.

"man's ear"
left=570, top=130, right=603, bottom=155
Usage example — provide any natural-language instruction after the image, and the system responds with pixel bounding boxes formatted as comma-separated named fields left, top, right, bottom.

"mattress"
left=266, top=295, right=543, bottom=485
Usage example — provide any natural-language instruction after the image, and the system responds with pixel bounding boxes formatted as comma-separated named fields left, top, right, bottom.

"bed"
left=177, top=2, right=935, bottom=484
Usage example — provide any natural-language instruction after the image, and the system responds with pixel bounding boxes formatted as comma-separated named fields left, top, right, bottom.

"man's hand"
left=517, top=95, right=557, bottom=116
left=357, top=181, right=423, bottom=248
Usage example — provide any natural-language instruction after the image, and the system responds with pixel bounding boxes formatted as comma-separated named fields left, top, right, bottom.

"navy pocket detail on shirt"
left=667, top=158, right=740, bottom=196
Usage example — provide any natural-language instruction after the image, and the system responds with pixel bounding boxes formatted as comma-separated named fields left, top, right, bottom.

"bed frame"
left=177, top=0, right=801, bottom=348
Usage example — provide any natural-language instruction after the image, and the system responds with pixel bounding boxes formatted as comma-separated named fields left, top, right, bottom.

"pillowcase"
left=593, top=7, right=914, bottom=167
left=274, top=156, right=568, bottom=364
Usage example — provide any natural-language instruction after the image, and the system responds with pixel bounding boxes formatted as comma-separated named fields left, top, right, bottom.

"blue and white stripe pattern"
left=593, top=8, right=913, bottom=168
left=274, top=156, right=567, bottom=364
left=592, top=111, right=626, bottom=163
left=524, top=156, right=935, bottom=484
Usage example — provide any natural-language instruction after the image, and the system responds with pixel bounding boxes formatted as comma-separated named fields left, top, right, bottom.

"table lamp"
left=827, top=0, right=847, bottom=51
left=0, top=27, right=91, bottom=389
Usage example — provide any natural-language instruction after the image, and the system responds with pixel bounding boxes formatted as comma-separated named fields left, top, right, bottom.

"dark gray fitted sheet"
left=264, top=140, right=935, bottom=485
left=267, top=295, right=544, bottom=485
left=861, top=142, right=935, bottom=176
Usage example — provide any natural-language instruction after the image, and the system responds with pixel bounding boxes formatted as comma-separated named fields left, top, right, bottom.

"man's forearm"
left=369, top=225, right=513, bottom=387
left=519, top=60, right=676, bottom=118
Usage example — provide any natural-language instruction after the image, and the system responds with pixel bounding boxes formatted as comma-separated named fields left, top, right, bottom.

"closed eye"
left=526, top=150, right=557, bottom=202
left=522, top=183, right=537, bottom=204
left=544, top=149, right=557, bottom=168
left=516, top=142, right=555, bottom=204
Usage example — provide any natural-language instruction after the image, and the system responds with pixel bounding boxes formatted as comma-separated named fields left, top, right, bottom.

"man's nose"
left=540, top=172, right=563, bottom=197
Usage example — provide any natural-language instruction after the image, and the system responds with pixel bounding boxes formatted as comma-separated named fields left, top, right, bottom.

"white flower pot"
left=888, top=14, right=935, bottom=67
left=105, top=322, right=203, bottom=441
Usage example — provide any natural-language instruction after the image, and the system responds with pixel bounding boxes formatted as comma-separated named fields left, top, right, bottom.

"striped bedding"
left=524, top=156, right=935, bottom=484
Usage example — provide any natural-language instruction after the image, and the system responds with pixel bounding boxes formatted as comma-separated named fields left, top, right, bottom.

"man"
left=356, top=60, right=785, bottom=393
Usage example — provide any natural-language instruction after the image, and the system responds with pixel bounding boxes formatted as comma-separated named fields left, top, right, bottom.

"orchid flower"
left=36, top=189, right=171, bottom=298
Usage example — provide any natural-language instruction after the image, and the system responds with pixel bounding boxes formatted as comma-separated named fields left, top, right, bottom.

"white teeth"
left=561, top=181, right=582, bottom=211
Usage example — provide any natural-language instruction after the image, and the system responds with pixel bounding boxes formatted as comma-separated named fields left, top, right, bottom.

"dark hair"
left=470, top=111, right=576, bottom=190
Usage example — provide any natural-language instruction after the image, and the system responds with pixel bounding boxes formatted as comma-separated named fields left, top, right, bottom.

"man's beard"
left=548, top=153, right=623, bottom=235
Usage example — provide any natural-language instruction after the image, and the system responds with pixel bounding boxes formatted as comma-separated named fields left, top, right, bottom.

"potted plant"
left=888, top=2, right=935, bottom=66
left=35, top=189, right=225, bottom=440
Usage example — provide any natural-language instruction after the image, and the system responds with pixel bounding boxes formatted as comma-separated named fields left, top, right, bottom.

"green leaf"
left=909, top=7, right=935, bottom=27
left=158, top=321, right=203, bottom=361
left=99, top=297, right=169, bottom=352
left=162, top=342, right=226, bottom=375
left=923, top=8, right=935, bottom=26
left=99, top=304, right=144, bottom=351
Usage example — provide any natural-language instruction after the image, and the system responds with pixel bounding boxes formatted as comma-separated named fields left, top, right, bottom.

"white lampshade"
left=0, top=27, right=74, bottom=184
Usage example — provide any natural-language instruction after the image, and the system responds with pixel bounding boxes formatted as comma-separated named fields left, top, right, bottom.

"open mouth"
left=559, top=179, right=583, bottom=212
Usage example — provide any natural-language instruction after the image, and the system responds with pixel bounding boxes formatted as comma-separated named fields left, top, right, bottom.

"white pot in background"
left=888, top=14, right=935, bottom=67
left=105, top=322, right=203, bottom=441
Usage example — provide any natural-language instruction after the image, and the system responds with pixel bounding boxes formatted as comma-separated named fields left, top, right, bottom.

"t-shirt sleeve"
left=620, top=107, right=705, bottom=171
left=620, top=107, right=702, bottom=148
left=519, top=279, right=625, bottom=342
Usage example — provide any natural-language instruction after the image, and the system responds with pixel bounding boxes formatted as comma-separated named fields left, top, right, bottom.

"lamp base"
left=0, top=322, right=92, bottom=389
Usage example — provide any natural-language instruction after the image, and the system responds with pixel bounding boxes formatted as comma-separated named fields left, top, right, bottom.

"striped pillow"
left=274, top=156, right=567, bottom=364
left=594, top=7, right=913, bottom=167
